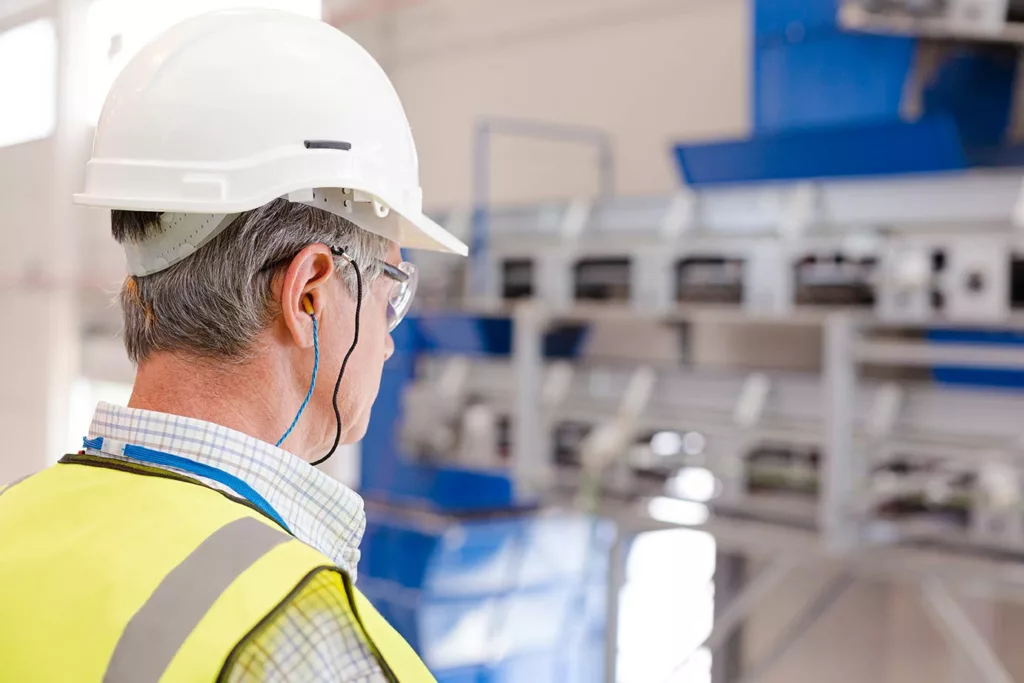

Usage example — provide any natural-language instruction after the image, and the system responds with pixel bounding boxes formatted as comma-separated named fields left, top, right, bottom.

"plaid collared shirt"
left=85, top=402, right=388, bottom=682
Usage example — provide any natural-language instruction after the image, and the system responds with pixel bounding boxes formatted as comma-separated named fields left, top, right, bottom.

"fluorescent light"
left=650, top=431, right=683, bottom=457
left=668, top=468, right=718, bottom=503
left=647, top=496, right=709, bottom=526
left=682, top=431, right=706, bottom=456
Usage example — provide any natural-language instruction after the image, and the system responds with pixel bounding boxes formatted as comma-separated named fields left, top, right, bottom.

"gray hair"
left=113, top=199, right=389, bottom=364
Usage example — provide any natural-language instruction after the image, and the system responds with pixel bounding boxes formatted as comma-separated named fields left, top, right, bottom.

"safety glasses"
left=381, top=260, right=418, bottom=332
left=330, top=247, right=417, bottom=332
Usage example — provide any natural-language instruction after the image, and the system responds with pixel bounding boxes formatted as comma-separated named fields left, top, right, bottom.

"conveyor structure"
left=407, top=170, right=1024, bottom=555
left=370, top=169, right=1024, bottom=683
left=402, top=315, right=1024, bottom=559
left=434, top=171, right=1024, bottom=324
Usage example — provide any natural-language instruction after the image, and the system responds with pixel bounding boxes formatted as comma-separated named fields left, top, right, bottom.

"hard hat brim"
left=75, top=170, right=468, bottom=257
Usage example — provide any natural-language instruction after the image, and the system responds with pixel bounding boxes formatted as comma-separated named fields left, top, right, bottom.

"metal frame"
left=840, top=0, right=1024, bottom=43
left=661, top=557, right=799, bottom=683
left=400, top=304, right=1024, bottom=681
left=603, top=529, right=629, bottom=683
left=475, top=170, right=1024, bottom=324
left=398, top=168, right=1024, bottom=682
left=736, top=573, right=854, bottom=683
left=710, top=553, right=746, bottom=683
left=471, top=117, right=616, bottom=298
left=406, top=306, right=1024, bottom=553
left=921, top=579, right=1014, bottom=683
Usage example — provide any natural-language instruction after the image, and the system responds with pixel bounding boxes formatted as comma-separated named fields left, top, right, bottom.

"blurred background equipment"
left=11, top=0, right=1024, bottom=680
left=842, top=0, right=1024, bottom=40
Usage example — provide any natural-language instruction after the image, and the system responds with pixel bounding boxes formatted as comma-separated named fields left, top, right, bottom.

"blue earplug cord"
left=275, top=313, right=320, bottom=448
left=276, top=248, right=362, bottom=465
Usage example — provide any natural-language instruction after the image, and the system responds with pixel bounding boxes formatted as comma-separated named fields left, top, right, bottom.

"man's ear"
left=276, top=244, right=335, bottom=348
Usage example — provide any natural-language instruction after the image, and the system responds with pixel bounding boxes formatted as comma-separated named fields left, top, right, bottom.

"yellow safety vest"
left=0, top=454, right=436, bottom=682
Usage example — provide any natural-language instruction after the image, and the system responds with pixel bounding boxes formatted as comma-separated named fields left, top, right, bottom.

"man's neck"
left=129, top=352, right=303, bottom=458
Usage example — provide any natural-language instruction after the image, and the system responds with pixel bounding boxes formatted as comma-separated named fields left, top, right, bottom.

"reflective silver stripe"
left=104, top=516, right=291, bottom=683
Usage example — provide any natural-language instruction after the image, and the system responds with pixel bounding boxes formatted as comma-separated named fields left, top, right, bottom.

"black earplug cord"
left=311, top=250, right=362, bottom=467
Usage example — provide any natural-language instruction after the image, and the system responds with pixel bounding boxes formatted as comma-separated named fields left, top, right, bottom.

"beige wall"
left=341, top=0, right=750, bottom=208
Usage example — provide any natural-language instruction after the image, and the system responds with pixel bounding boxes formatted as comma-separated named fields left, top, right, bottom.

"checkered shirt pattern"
left=226, top=571, right=385, bottom=683
left=84, top=401, right=388, bottom=682
left=86, top=402, right=364, bottom=575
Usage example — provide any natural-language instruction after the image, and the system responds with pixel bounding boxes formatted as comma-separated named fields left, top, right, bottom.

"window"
left=86, top=0, right=321, bottom=123
left=618, top=528, right=717, bottom=683
left=0, top=18, right=57, bottom=148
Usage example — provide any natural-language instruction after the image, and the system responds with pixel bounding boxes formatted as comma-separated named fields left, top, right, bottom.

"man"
left=0, top=9, right=465, bottom=683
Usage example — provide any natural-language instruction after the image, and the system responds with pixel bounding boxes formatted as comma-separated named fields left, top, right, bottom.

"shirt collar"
left=84, top=401, right=365, bottom=577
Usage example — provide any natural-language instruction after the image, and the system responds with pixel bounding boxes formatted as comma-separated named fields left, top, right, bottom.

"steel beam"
left=921, top=580, right=1015, bottom=683
left=661, top=558, right=798, bottom=682
left=856, top=339, right=1024, bottom=369
left=712, top=553, right=747, bottom=683
left=603, top=529, right=630, bottom=683
left=737, top=574, right=854, bottom=683
left=822, top=314, right=860, bottom=551
left=512, top=302, right=549, bottom=500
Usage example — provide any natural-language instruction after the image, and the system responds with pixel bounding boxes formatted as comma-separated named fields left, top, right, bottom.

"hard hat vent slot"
left=304, top=140, right=352, bottom=151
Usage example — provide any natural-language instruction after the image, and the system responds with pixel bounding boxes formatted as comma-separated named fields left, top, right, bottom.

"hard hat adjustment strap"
left=126, top=212, right=239, bottom=276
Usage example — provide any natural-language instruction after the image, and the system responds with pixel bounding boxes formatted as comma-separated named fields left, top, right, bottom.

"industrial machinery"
left=353, top=1, right=1024, bottom=680
left=385, top=172, right=1024, bottom=682
left=399, top=296, right=1024, bottom=552
left=842, top=0, right=1024, bottom=41
left=453, top=171, right=1024, bottom=324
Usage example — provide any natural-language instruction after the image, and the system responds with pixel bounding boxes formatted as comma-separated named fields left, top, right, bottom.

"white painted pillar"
left=0, top=0, right=89, bottom=482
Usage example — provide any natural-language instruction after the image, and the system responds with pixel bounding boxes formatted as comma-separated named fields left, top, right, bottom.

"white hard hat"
left=74, top=9, right=467, bottom=276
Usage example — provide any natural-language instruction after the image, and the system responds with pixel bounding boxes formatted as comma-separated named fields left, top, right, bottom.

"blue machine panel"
left=922, top=48, right=1017, bottom=148
left=428, top=646, right=605, bottom=683
left=928, top=329, right=1024, bottom=390
left=755, top=32, right=915, bottom=132
left=415, top=315, right=588, bottom=359
left=360, top=314, right=588, bottom=513
left=679, top=1, right=1020, bottom=187
left=358, top=512, right=614, bottom=683
left=359, top=321, right=516, bottom=512
left=754, top=0, right=839, bottom=37
left=674, top=116, right=967, bottom=186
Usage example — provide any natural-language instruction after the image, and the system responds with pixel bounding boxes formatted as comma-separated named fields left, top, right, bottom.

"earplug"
left=303, top=296, right=314, bottom=315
